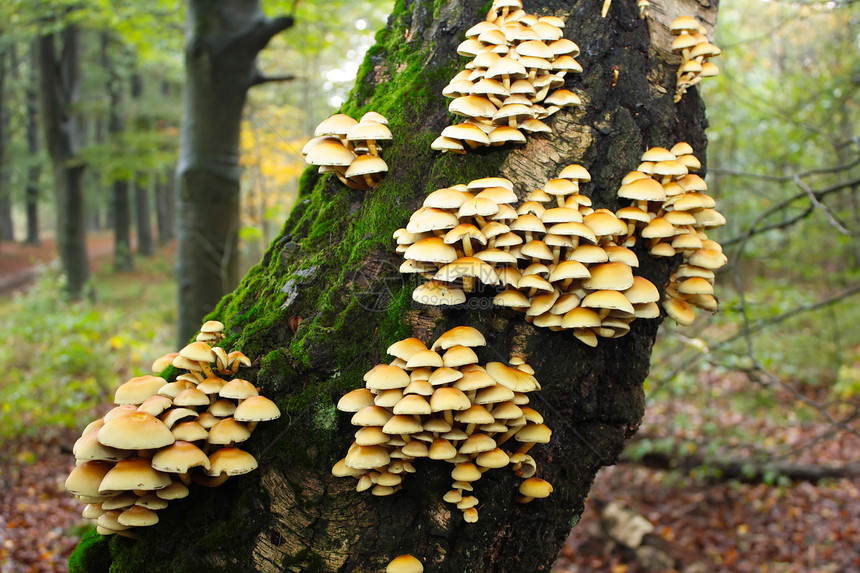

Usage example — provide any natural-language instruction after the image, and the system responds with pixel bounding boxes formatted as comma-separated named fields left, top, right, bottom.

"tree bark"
left=24, top=40, right=41, bottom=246
left=102, top=32, right=133, bottom=271
left=38, top=25, right=89, bottom=297
left=70, top=0, right=718, bottom=571
left=175, top=0, right=294, bottom=344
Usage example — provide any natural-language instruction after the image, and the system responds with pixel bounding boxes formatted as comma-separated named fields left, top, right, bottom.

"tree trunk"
left=130, top=72, right=154, bottom=257
left=134, top=175, right=154, bottom=256
left=102, top=32, right=133, bottom=272
left=175, top=0, right=294, bottom=344
left=0, top=44, right=13, bottom=242
left=156, top=165, right=177, bottom=245
left=38, top=25, right=89, bottom=297
left=70, top=0, right=718, bottom=571
left=156, top=81, right=177, bottom=246
left=25, top=40, right=41, bottom=246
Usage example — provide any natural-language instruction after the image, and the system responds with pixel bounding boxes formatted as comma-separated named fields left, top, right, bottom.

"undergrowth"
left=0, top=258, right=175, bottom=441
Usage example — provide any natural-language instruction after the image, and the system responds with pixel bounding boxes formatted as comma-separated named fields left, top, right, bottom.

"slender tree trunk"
left=101, top=32, right=133, bottom=271
left=175, top=0, right=294, bottom=344
left=130, top=72, right=154, bottom=256
left=24, top=40, right=41, bottom=246
left=0, top=45, right=13, bottom=242
left=156, top=166, right=176, bottom=245
left=134, top=175, right=154, bottom=256
left=156, top=81, right=177, bottom=246
left=70, top=0, right=718, bottom=571
left=38, top=25, right=88, bottom=297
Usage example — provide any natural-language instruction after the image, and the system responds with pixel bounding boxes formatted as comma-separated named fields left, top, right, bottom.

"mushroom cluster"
left=303, top=112, right=391, bottom=189
left=432, top=0, right=583, bottom=153
left=332, top=327, right=554, bottom=523
left=614, top=143, right=727, bottom=324
left=64, top=320, right=280, bottom=537
left=671, top=16, right=721, bottom=103
left=394, top=169, right=663, bottom=347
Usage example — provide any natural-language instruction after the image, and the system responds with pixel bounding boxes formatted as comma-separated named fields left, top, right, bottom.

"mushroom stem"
left=367, top=140, right=379, bottom=157
left=462, top=238, right=474, bottom=257
left=515, top=441, right=537, bottom=456
left=601, top=0, right=612, bottom=17
left=495, top=426, right=520, bottom=446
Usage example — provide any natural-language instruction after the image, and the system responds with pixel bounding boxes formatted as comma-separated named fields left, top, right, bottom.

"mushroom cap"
left=449, top=95, right=499, bottom=119
left=219, top=379, right=259, bottom=400
left=406, top=208, right=460, bottom=234
left=179, top=341, right=217, bottom=364
left=404, top=237, right=458, bottom=264
left=233, top=396, right=281, bottom=422
left=581, top=290, right=635, bottom=315
left=73, top=430, right=134, bottom=463
left=65, top=461, right=113, bottom=497
left=306, top=139, right=355, bottom=167
left=583, top=262, right=635, bottom=291
left=351, top=405, right=394, bottom=427
left=486, top=362, right=538, bottom=392
left=345, top=155, right=389, bottom=178
left=617, top=177, right=666, bottom=202
left=412, top=281, right=466, bottom=306
left=114, top=375, right=168, bottom=405
left=314, top=113, right=358, bottom=138
left=207, top=418, right=252, bottom=445
left=99, top=458, right=172, bottom=493
left=346, top=121, right=392, bottom=143
left=519, top=477, right=553, bottom=498
left=433, top=326, right=487, bottom=350
left=441, top=123, right=491, bottom=146
left=386, top=554, right=424, bottom=573
left=98, top=411, right=176, bottom=450
left=430, top=387, right=472, bottom=412
left=118, top=505, right=159, bottom=527
left=151, top=441, right=211, bottom=473
left=207, top=447, right=258, bottom=477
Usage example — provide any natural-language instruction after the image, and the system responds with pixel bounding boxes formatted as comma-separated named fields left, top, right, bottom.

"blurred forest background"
left=0, top=0, right=857, bottom=571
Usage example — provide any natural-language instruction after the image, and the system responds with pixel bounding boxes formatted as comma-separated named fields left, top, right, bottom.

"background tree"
left=70, top=0, right=720, bottom=570
left=38, top=22, right=89, bottom=297
left=175, top=0, right=296, bottom=344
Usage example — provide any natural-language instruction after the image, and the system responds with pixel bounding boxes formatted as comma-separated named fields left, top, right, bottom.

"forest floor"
left=0, top=233, right=123, bottom=295
left=1, top=389, right=857, bottom=571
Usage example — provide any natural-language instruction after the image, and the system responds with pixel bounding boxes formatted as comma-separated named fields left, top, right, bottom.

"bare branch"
left=250, top=72, right=296, bottom=87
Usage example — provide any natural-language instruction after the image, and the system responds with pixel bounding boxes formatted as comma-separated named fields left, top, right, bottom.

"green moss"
left=68, top=528, right=111, bottom=573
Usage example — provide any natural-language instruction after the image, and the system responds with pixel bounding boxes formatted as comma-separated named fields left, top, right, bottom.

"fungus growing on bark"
left=394, top=168, right=661, bottom=345
left=614, top=143, right=727, bottom=325
left=670, top=17, right=721, bottom=102
left=304, top=112, right=391, bottom=188
left=65, top=320, right=279, bottom=535
left=435, top=0, right=583, bottom=152
left=332, top=327, right=554, bottom=522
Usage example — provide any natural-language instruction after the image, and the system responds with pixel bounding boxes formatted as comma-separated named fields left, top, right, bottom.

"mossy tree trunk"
left=175, top=0, right=294, bottom=344
left=73, top=0, right=718, bottom=571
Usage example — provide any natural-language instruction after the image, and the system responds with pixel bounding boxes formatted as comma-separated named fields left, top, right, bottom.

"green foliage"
left=0, top=258, right=174, bottom=441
